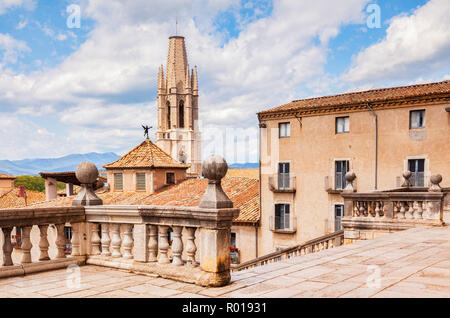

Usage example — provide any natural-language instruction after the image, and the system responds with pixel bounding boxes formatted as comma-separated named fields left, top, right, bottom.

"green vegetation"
left=14, top=176, right=66, bottom=193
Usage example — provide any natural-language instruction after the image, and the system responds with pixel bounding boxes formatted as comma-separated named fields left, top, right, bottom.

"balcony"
left=268, top=174, right=296, bottom=193
left=269, top=216, right=297, bottom=234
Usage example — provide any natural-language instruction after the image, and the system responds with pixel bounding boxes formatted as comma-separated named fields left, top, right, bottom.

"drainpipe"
left=257, top=121, right=266, bottom=258
left=365, top=103, right=378, bottom=190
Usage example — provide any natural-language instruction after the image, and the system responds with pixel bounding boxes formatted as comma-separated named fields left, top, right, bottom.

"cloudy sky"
left=0, top=0, right=449, bottom=163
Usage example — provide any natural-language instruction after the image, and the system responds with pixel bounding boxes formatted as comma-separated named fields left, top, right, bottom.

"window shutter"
left=114, top=173, right=123, bottom=191
left=136, top=173, right=146, bottom=191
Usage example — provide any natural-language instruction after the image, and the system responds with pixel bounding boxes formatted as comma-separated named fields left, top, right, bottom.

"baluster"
left=413, top=201, right=423, bottom=219
left=158, top=225, right=170, bottom=264
left=111, top=224, right=122, bottom=258
left=375, top=202, right=381, bottom=218
left=359, top=202, right=366, bottom=217
left=20, top=225, right=33, bottom=263
left=101, top=223, right=111, bottom=256
left=398, top=202, right=406, bottom=219
left=379, top=202, right=385, bottom=217
left=122, top=224, right=133, bottom=259
left=90, top=223, right=101, bottom=255
left=329, top=239, right=334, bottom=249
left=55, top=224, right=66, bottom=259
left=2, top=227, right=13, bottom=266
left=38, top=224, right=50, bottom=261
left=405, top=201, right=414, bottom=219
left=71, top=223, right=81, bottom=256
left=171, top=226, right=183, bottom=266
left=185, top=227, right=197, bottom=267
left=354, top=201, right=360, bottom=216
left=147, top=225, right=158, bottom=262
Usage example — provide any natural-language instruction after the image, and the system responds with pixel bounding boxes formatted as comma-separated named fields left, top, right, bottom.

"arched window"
left=179, top=100, right=184, bottom=128
left=167, top=101, right=171, bottom=129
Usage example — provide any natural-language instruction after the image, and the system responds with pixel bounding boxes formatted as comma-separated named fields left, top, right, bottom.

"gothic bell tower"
left=156, top=36, right=202, bottom=177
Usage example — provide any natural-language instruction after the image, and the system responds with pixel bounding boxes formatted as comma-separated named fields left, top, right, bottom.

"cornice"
left=258, top=94, right=450, bottom=121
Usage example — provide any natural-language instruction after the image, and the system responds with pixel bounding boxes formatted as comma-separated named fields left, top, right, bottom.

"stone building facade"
left=156, top=36, right=202, bottom=177
left=257, top=81, right=450, bottom=255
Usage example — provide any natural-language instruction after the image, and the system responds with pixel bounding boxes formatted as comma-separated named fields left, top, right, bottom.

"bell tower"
left=156, top=36, right=202, bottom=177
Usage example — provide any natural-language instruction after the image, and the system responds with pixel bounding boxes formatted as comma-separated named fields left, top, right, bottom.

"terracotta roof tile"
left=26, top=177, right=260, bottom=223
left=0, top=174, right=16, bottom=179
left=104, top=139, right=190, bottom=169
left=259, top=80, right=450, bottom=115
left=0, top=189, right=46, bottom=209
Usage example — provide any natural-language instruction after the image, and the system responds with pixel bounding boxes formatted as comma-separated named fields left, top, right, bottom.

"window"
left=114, top=173, right=123, bottom=191
left=275, top=204, right=290, bottom=230
left=408, top=159, right=425, bottom=187
left=336, top=116, right=350, bottom=134
left=136, top=173, right=146, bottom=191
left=335, top=160, right=349, bottom=190
left=335, top=205, right=344, bottom=231
left=279, top=122, right=290, bottom=138
left=410, top=110, right=425, bottom=129
left=179, top=100, right=185, bottom=128
left=167, top=101, right=171, bottom=129
left=166, top=172, right=175, bottom=185
left=278, top=162, right=290, bottom=190
left=230, top=233, right=236, bottom=248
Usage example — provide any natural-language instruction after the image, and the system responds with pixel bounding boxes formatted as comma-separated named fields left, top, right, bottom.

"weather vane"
left=142, top=125, right=152, bottom=139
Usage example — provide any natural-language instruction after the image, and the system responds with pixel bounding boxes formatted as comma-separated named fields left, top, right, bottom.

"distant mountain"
left=0, top=152, right=120, bottom=176
left=229, top=163, right=259, bottom=169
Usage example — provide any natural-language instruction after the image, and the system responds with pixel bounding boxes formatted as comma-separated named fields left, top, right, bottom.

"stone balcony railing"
left=0, top=155, right=240, bottom=287
left=0, top=206, right=86, bottom=278
left=341, top=171, right=446, bottom=243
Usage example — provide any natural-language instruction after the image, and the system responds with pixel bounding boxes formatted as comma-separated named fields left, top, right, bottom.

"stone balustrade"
left=84, top=204, right=239, bottom=287
left=231, top=230, right=344, bottom=272
left=0, top=207, right=86, bottom=278
left=0, top=155, right=240, bottom=287
left=341, top=172, right=445, bottom=243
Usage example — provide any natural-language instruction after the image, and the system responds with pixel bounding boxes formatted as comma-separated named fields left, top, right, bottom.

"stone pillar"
left=158, top=225, right=170, bottom=264
left=148, top=225, right=158, bottom=262
left=45, top=177, right=57, bottom=201
left=55, top=224, right=66, bottom=259
left=21, top=226, right=33, bottom=263
left=133, top=224, right=148, bottom=262
left=90, top=223, right=101, bottom=255
left=66, top=183, right=74, bottom=196
left=200, top=228, right=230, bottom=274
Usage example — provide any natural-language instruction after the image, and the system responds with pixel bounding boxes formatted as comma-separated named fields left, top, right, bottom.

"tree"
left=14, top=176, right=66, bottom=193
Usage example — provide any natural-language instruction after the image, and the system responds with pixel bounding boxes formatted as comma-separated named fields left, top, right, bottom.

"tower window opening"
left=179, top=100, right=185, bottom=128
left=167, top=101, right=171, bottom=129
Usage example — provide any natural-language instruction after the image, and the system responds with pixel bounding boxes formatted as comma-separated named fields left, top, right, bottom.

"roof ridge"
left=290, top=80, right=450, bottom=104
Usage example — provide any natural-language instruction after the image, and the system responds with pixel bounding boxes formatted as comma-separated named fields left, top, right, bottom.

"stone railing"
left=231, top=230, right=344, bottom=272
left=268, top=174, right=296, bottom=193
left=341, top=172, right=445, bottom=243
left=0, top=207, right=86, bottom=278
left=0, top=155, right=240, bottom=287
left=84, top=204, right=238, bottom=287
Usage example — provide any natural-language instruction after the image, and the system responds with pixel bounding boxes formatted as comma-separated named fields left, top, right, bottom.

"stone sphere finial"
left=343, top=171, right=356, bottom=192
left=202, top=155, right=228, bottom=182
left=345, top=171, right=356, bottom=183
left=401, top=170, right=412, bottom=188
left=75, top=162, right=99, bottom=184
left=429, top=174, right=442, bottom=192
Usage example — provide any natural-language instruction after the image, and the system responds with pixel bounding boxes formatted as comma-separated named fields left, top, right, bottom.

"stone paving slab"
left=0, top=225, right=449, bottom=298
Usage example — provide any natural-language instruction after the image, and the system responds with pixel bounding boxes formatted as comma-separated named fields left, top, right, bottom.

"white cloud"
left=0, top=0, right=374, bottom=160
left=0, top=0, right=35, bottom=15
left=0, top=33, right=30, bottom=66
left=343, top=0, right=450, bottom=84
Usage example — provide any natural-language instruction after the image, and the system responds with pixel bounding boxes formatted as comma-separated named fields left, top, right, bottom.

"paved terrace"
left=0, top=225, right=449, bottom=298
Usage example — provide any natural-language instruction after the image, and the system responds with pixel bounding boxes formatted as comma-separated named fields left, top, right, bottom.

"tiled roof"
left=26, top=177, right=260, bottom=224
left=104, top=139, right=190, bottom=169
left=0, top=174, right=16, bottom=179
left=226, top=169, right=259, bottom=179
left=259, top=80, right=450, bottom=115
left=0, top=188, right=46, bottom=209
